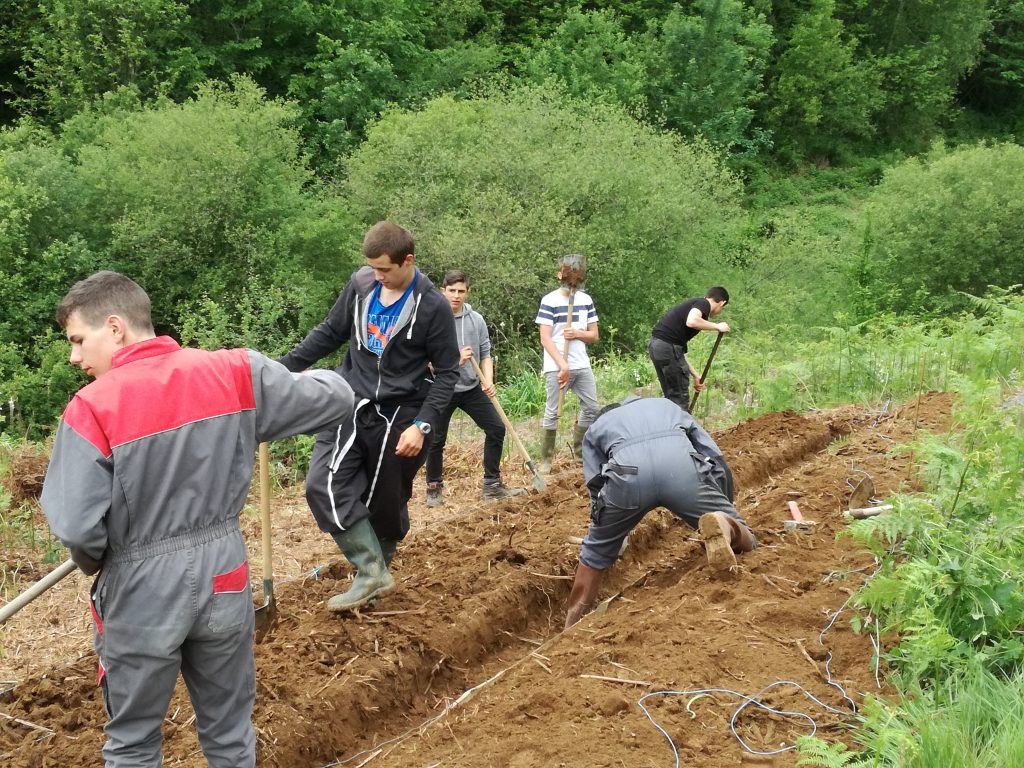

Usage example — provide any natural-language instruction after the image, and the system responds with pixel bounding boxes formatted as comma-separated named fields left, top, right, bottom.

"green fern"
left=795, top=736, right=860, bottom=767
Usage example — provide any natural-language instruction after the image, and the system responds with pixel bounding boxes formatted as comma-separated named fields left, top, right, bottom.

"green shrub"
left=345, top=84, right=745, bottom=355
left=857, top=142, right=1024, bottom=315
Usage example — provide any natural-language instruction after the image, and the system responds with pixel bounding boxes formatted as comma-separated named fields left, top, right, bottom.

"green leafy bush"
left=856, top=142, right=1024, bottom=316
left=345, top=84, right=745, bottom=357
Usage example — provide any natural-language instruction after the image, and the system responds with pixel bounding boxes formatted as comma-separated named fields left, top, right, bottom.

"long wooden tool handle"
left=259, top=442, right=273, bottom=586
left=689, top=331, right=724, bottom=412
left=0, top=559, right=77, bottom=624
left=470, top=357, right=532, bottom=465
left=556, top=294, right=576, bottom=418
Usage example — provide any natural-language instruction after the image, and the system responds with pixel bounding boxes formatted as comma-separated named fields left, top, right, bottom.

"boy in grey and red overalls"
left=40, top=271, right=355, bottom=767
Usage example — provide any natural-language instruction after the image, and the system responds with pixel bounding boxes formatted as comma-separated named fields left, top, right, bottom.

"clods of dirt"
left=0, top=393, right=953, bottom=768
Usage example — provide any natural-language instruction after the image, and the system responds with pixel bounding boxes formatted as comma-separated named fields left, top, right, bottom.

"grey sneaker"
left=483, top=481, right=526, bottom=501
left=426, top=482, right=443, bottom=507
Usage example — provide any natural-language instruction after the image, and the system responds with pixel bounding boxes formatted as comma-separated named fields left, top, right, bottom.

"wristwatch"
left=414, top=419, right=432, bottom=435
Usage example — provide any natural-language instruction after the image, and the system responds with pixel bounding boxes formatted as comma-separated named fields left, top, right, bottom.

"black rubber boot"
left=327, top=519, right=395, bottom=612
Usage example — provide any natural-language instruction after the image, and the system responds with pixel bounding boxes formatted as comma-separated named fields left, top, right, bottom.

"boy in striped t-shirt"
left=534, top=254, right=601, bottom=472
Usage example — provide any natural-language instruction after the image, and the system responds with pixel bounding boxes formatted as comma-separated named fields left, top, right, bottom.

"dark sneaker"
left=426, top=482, right=443, bottom=507
left=483, top=481, right=526, bottom=501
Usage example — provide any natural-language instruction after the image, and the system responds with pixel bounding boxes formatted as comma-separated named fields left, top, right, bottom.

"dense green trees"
left=767, top=0, right=881, bottom=161
left=23, top=0, right=198, bottom=121
left=645, top=0, right=773, bottom=152
left=345, top=86, right=744, bottom=351
left=520, top=9, right=645, bottom=108
left=963, top=0, right=1024, bottom=112
left=0, top=78, right=360, bottom=434
left=858, top=143, right=1024, bottom=314
left=1, top=0, right=1023, bottom=436
left=6, top=0, right=1013, bottom=163
left=839, top=0, right=990, bottom=148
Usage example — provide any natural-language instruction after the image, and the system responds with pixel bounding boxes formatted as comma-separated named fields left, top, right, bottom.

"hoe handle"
left=259, top=442, right=273, bottom=590
left=470, top=357, right=535, bottom=468
left=0, top=559, right=77, bottom=624
left=689, top=331, right=724, bottom=412
left=556, top=292, right=576, bottom=418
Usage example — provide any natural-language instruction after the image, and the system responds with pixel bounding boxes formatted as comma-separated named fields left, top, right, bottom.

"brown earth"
left=0, top=393, right=952, bottom=767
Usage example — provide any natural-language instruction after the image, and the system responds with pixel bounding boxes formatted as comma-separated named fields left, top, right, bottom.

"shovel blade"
left=848, top=476, right=874, bottom=511
left=254, top=579, right=276, bottom=640
left=558, top=254, right=586, bottom=288
left=525, top=461, right=547, bottom=492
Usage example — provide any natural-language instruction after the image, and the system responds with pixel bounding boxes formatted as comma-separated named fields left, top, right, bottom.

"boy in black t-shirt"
left=647, top=286, right=730, bottom=411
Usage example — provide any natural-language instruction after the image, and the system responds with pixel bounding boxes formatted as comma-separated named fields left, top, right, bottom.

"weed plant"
left=798, top=297, right=1024, bottom=766
left=798, top=666, right=1024, bottom=767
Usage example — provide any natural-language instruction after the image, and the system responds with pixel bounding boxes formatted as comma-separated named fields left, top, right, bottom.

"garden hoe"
left=254, top=442, right=277, bottom=639
left=844, top=475, right=892, bottom=519
left=689, top=330, right=724, bottom=412
left=0, top=558, right=77, bottom=625
left=555, top=253, right=587, bottom=421
left=470, top=356, right=545, bottom=492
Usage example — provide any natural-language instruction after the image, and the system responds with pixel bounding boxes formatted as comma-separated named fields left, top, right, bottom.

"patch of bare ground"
left=0, top=394, right=952, bottom=767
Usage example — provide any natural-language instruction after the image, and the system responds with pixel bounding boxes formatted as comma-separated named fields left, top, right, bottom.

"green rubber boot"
left=538, top=429, right=557, bottom=474
left=571, top=424, right=588, bottom=462
left=379, top=539, right=398, bottom=568
left=327, top=518, right=395, bottom=612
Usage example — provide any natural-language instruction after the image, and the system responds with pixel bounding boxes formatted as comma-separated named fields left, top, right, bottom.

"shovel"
left=689, top=331, right=724, bottom=412
left=470, top=356, right=546, bottom=492
left=556, top=254, right=586, bottom=419
left=254, top=442, right=276, bottom=637
left=0, top=558, right=77, bottom=625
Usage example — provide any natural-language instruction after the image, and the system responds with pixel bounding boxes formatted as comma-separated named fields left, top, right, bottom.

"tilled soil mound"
left=0, top=394, right=952, bottom=767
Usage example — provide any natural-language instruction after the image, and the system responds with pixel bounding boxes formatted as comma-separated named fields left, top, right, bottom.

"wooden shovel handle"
left=259, top=442, right=272, bottom=585
left=469, top=357, right=533, bottom=466
left=556, top=292, right=576, bottom=418
left=0, top=559, right=77, bottom=624
left=689, top=331, right=724, bottom=412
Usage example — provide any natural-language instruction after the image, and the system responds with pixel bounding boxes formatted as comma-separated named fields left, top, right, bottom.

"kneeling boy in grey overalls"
left=564, top=396, right=755, bottom=629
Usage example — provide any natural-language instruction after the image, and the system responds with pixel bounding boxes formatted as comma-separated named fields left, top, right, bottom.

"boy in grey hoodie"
left=424, top=270, right=525, bottom=504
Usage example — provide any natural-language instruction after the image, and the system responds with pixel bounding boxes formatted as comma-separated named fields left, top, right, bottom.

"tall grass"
left=797, top=295, right=1024, bottom=766
left=498, top=293, right=1024, bottom=429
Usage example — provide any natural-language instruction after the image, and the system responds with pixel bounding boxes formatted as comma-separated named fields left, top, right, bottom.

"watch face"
left=417, top=421, right=431, bottom=434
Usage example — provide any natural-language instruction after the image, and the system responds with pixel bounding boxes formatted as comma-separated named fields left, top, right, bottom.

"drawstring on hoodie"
left=406, top=294, right=421, bottom=340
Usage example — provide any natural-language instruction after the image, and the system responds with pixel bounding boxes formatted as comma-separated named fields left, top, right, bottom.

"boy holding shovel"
left=40, top=271, right=354, bottom=767
left=648, top=286, right=731, bottom=411
left=535, top=254, right=601, bottom=472
left=424, top=270, right=525, bottom=505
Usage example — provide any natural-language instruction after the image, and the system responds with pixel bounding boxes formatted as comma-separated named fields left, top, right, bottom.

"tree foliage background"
left=1, top=0, right=1023, bottom=433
